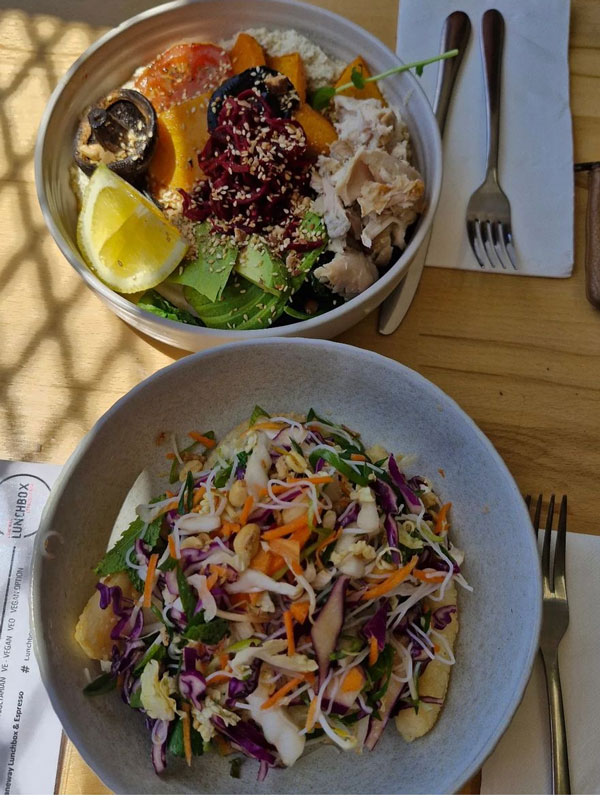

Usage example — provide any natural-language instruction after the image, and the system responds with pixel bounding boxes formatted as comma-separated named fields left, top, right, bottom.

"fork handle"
left=481, top=9, right=504, bottom=179
left=540, top=649, right=571, bottom=794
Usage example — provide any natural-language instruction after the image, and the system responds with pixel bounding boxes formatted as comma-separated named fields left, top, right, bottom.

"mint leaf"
left=250, top=405, right=270, bottom=425
left=95, top=511, right=163, bottom=577
left=167, top=718, right=204, bottom=758
left=170, top=223, right=238, bottom=303
left=185, top=617, right=229, bottom=645
left=83, top=673, right=116, bottom=696
left=177, top=564, right=197, bottom=619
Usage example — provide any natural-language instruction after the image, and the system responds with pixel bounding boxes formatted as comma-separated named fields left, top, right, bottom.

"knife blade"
left=575, top=161, right=600, bottom=309
left=378, top=11, right=471, bottom=335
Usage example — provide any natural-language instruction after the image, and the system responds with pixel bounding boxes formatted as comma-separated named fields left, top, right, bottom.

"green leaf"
left=167, top=717, right=204, bottom=758
left=311, top=85, right=336, bottom=111
left=83, top=673, right=117, bottom=696
left=230, top=757, right=244, bottom=778
left=138, top=290, right=200, bottom=326
left=95, top=511, right=163, bottom=577
left=288, top=213, right=328, bottom=292
left=160, top=555, right=179, bottom=572
left=415, top=64, right=424, bottom=77
left=169, top=451, right=181, bottom=483
left=170, top=222, right=238, bottom=303
left=126, top=567, right=145, bottom=593
left=214, top=464, right=232, bottom=488
left=290, top=439, right=304, bottom=456
left=366, top=643, right=394, bottom=703
left=308, top=446, right=369, bottom=486
left=351, top=65, right=366, bottom=89
left=185, top=617, right=229, bottom=645
left=177, top=564, right=197, bottom=619
left=250, top=405, right=270, bottom=425
left=178, top=470, right=194, bottom=515
left=129, top=687, right=143, bottom=708
left=133, top=643, right=167, bottom=676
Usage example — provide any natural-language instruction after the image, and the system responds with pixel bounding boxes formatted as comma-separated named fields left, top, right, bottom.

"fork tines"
left=525, top=493, right=568, bottom=598
left=467, top=218, right=517, bottom=270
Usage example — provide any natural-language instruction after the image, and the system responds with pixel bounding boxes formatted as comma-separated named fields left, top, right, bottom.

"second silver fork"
left=466, top=9, right=517, bottom=270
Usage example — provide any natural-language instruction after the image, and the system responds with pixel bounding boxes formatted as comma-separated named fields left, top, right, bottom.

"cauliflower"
left=140, top=660, right=177, bottom=721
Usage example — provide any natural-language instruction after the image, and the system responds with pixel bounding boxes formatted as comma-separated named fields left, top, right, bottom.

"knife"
left=575, top=161, right=600, bottom=309
left=378, top=11, right=471, bottom=335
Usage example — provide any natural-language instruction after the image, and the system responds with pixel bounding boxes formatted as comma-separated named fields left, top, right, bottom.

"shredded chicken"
left=311, top=95, right=425, bottom=297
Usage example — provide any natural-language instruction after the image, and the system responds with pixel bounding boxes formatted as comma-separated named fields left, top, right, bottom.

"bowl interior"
left=36, top=0, right=441, bottom=348
left=32, top=339, right=540, bottom=794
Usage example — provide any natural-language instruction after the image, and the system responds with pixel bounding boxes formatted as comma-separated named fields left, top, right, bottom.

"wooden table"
left=0, top=0, right=598, bottom=793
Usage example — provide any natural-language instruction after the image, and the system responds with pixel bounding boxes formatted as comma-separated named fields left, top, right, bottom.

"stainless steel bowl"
left=35, top=0, right=442, bottom=351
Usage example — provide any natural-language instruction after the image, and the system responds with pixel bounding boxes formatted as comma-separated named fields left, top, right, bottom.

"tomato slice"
left=134, top=43, right=232, bottom=112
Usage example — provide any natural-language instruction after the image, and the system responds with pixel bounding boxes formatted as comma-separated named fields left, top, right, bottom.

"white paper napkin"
left=396, top=0, right=574, bottom=276
left=481, top=531, right=600, bottom=794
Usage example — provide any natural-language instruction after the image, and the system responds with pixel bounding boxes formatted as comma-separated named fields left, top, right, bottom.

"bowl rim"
left=31, top=337, right=541, bottom=794
left=34, top=0, right=442, bottom=341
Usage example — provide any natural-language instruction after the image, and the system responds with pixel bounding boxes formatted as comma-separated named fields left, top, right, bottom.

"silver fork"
left=466, top=9, right=517, bottom=270
left=526, top=494, right=571, bottom=794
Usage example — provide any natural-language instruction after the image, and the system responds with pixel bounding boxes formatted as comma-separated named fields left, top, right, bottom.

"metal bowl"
left=31, top=339, right=541, bottom=793
left=35, top=0, right=441, bottom=351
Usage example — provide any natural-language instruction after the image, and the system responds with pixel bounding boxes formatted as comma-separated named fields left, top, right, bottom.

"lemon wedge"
left=77, top=164, right=188, bottom=293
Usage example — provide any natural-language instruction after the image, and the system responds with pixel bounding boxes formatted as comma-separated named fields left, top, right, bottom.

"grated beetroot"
left=181, top=88, right=313, bottom=235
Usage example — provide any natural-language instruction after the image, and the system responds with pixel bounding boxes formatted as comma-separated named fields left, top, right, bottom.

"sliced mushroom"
left=73, top=88, right=157, bottom=183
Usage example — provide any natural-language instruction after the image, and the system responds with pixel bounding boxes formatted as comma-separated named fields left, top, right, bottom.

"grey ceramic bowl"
left=35, top=0, right=442, bottom=352
left=31, top=339, right=541, bottom=793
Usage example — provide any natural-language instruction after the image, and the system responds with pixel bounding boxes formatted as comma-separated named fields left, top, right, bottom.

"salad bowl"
left=31, top=339, right=541, bottom=793
left=35, top=0, right=442, bottom=352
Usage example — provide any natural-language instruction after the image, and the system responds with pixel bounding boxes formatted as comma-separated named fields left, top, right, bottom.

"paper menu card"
left=0, top=460, right=63, bottom=794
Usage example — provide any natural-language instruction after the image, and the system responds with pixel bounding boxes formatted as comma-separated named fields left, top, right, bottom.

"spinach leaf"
left=137, top=290, right=201, bottom=326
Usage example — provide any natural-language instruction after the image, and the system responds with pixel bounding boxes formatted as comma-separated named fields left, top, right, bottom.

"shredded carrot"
left=168, top=534, right=178, bottom=560
left=143, top=553, right=159, bottom=608
left=261, top=676, right=303, bottom=710
left=165, top=490, right=175, bottom=498
left=290, top=560, right=303, bottom=576
left=303, top=671, right=316, bottom=685
left=283, top=610, right=295, bottom=656
left=249, top=592, right=263, bottom=604
left=206, top=572, right=219, bottom=591
left=206, top=673, right=231, bottom=686
left=290, top=525, right=312, bottom=551
left=251, top=421, right=284, bottom=431
left=181, top=702, right=192, bottom=766
left=341, top=666, right=365, bottom=693
left=262, top=514, right=308, bottom=541
left=249, top=548, right=274, bottom=574
left=434, top=502, right=452, bottom=534
left=188, top=431, right=216, bottom=448
left=434, top=643, right=441, bottom=653
left=165, top=451, right=176, bottom=460
left=239, top=495, right=254, bottom=526
left=289, top=601, right=309, bottom=624
left=413, top=568, right=445, bottom=584
left=368, top=635, right=379, bottom=666
left=288, top=475, right=332, bottom=485
left=350, top=453, right=367, bottom=462
left=306, top=696, right=318, bottom=732
left=219, top=651, right=229, bottom=670
left=269, top=537, right=300, bottom=563
left=220, top=521, right=241, bottom=538
left=362, top=555, right=419, bottom=600
left=316, top=527, right=341, bottom=570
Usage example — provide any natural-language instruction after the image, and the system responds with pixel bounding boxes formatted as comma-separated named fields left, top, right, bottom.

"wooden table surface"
left=1, top=0, right=599, bottom=793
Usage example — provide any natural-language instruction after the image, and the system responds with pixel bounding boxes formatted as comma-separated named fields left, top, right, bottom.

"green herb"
left=161, top=555, right=179, bottom=572
left=125, top=567, right=145, bottom=593
left=308, top=447, right=369, bottom=486
left=185, top=617, right=229, bottom=645
left=129, top=687, right=143, bottom=708
left=290, top=439, right=304, bottom=457
left=237, top=450, right=249, bottom=468
left=420, top=609, right=432, bottom=633
left=95, top=510, right=163, bottom=577
left=83, top=673, right=117, bottom=696
left=311, top=49, right=459, bottom=111
left=167, top=717, right=204, bottom=758
left=178, top=470, right=194, bottom=515
left=230, top=757, right=244, bottom=778
left=250, top=405, right=270, bottom=425
left=214, top=464, right=233, bottom=488
left=226, top=636, right=261, bottom=653
left=366, top=643, right=394, bottom=704
left=177, top=564, right=197, bottom=619
left=137, top=290, right=200, bottom=326
left=133, top=643, right=167, bottom=676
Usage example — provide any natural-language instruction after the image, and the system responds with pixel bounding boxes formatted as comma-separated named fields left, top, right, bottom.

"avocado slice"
left=235, top=237, right=288, bottom=297
left=183, top=277, right=287, bottom=330
left=170, top=222, right=238, bottom=303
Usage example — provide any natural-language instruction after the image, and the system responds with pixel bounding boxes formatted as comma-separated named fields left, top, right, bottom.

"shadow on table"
left=0, top=3, right=189, bottom=462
